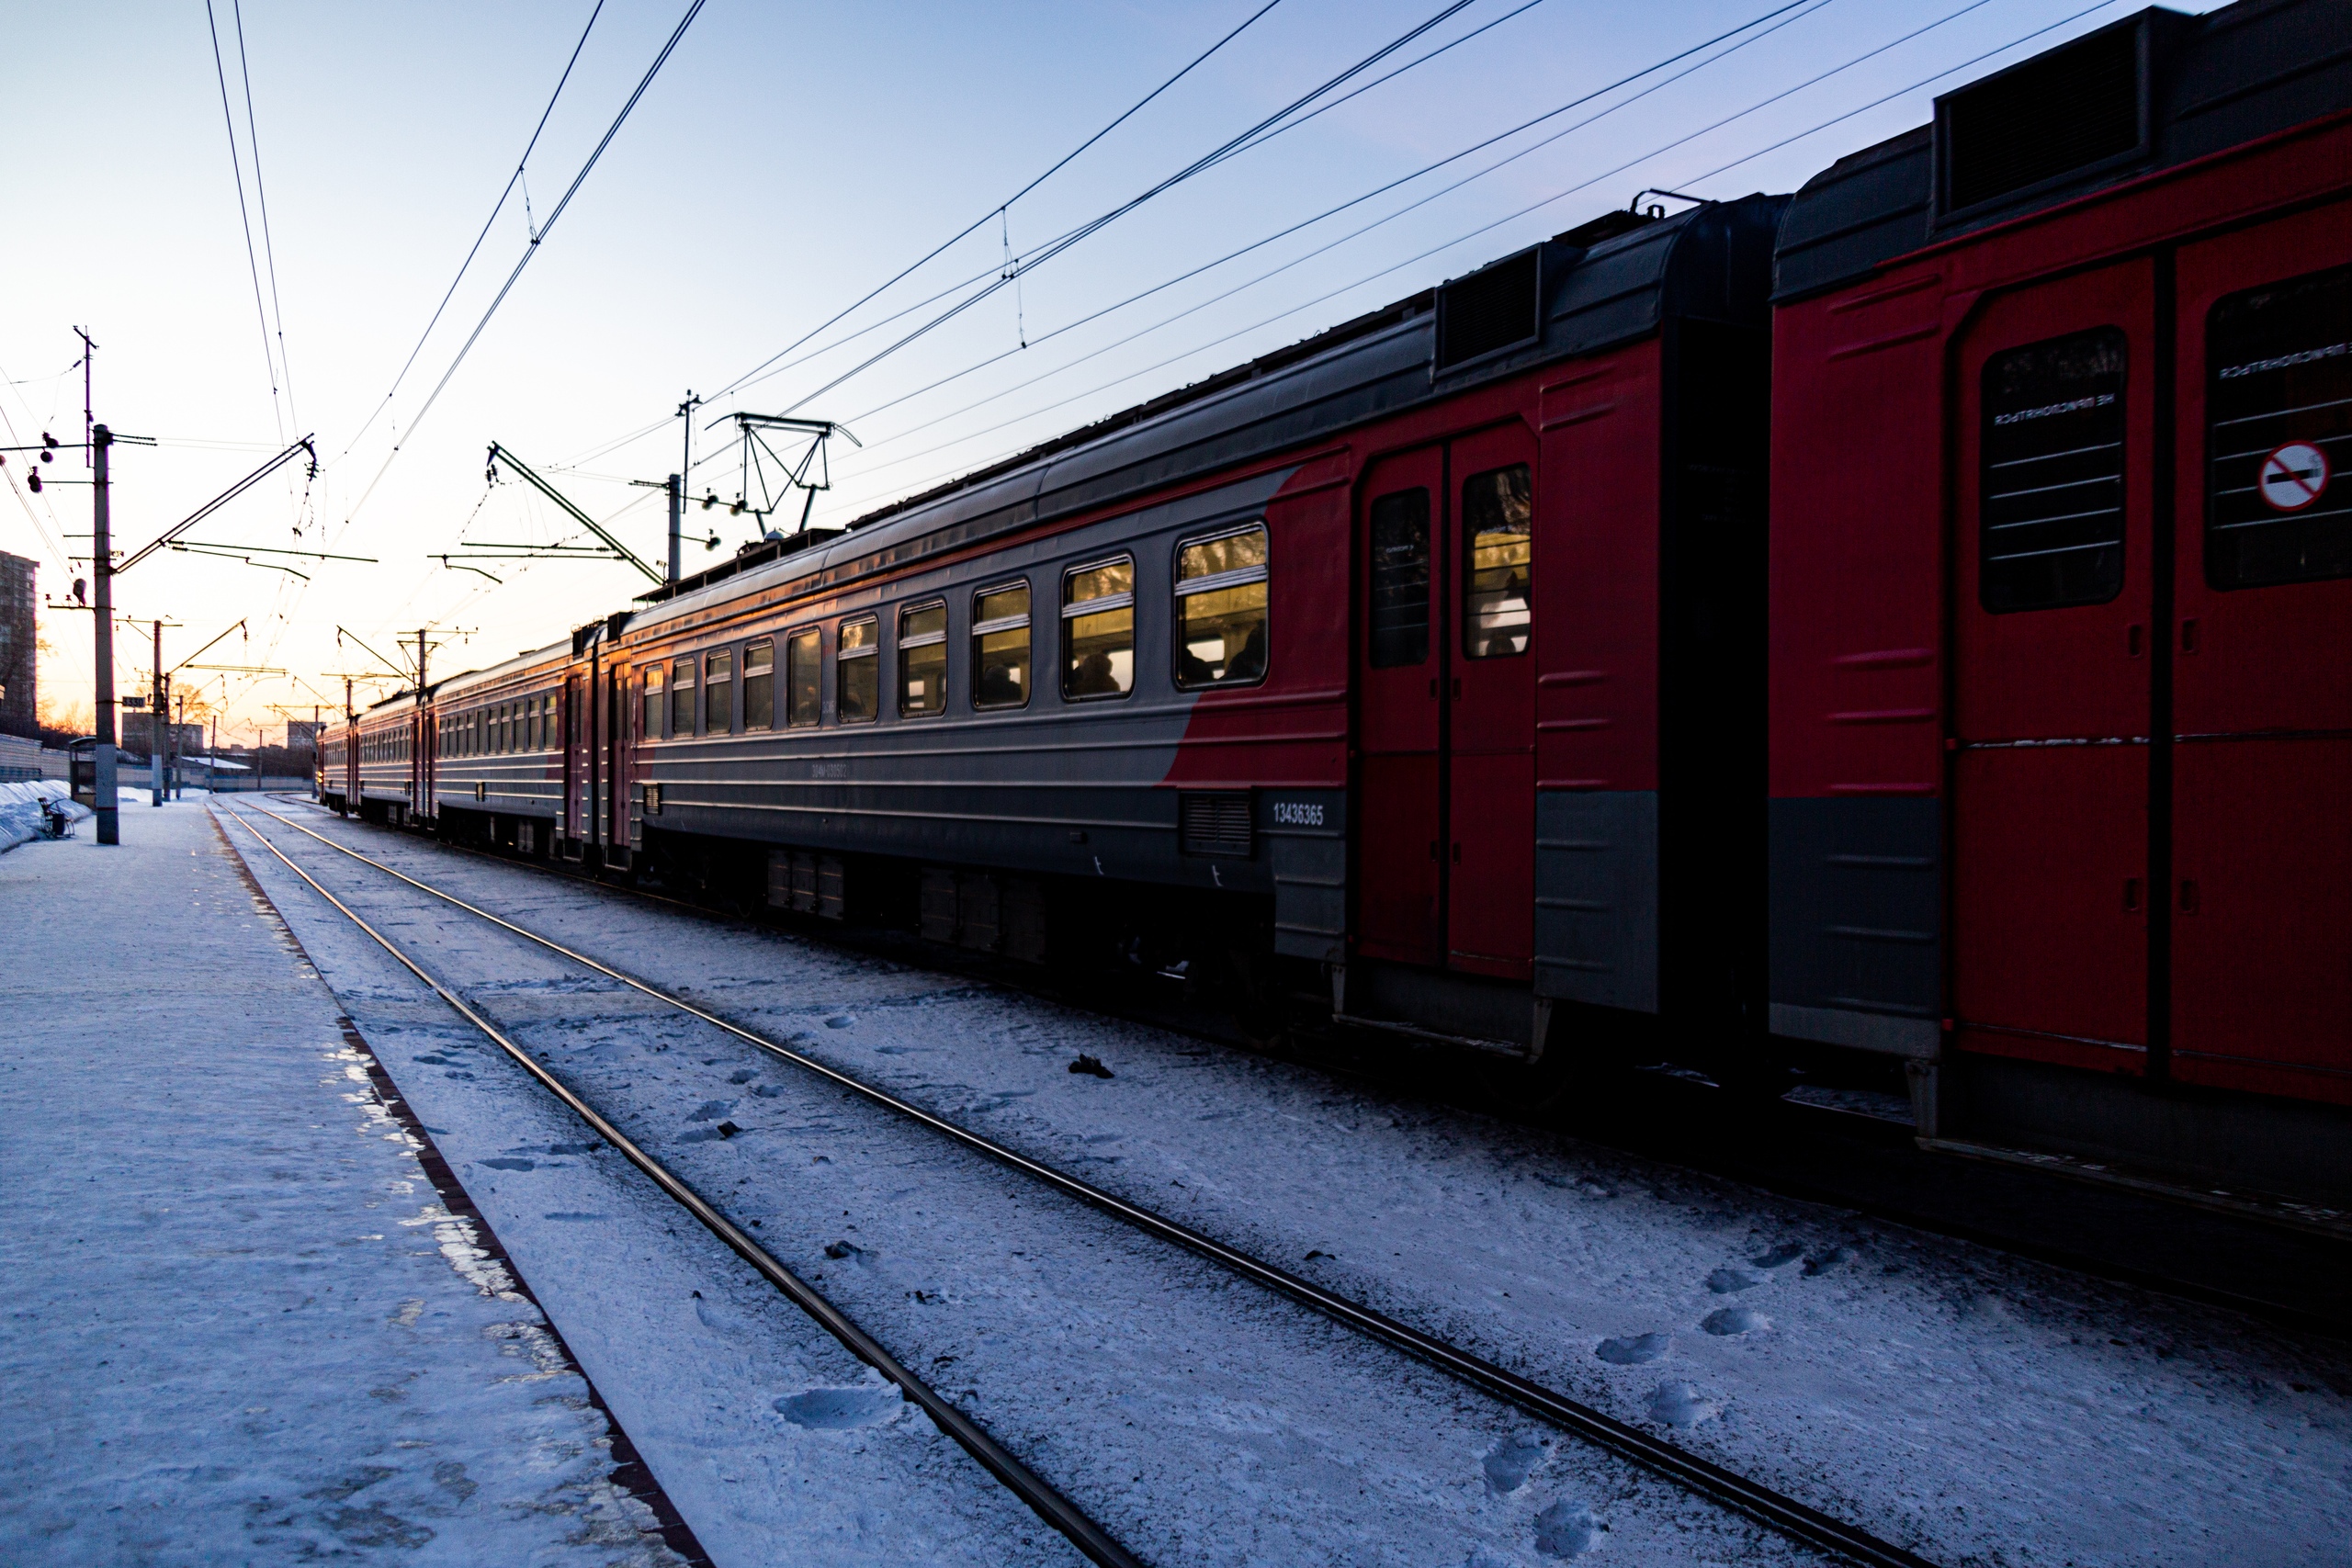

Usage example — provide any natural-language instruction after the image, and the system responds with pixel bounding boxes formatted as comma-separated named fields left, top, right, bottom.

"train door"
left=563, top=673, right=588, bottom=850
left=1355, top=446, right=1447, bottom=965
left=2169, top=204, right=2352, bottom=1103
left=605, top=658, right=631, bottom=858
left=1352, top=431, right=1538, bottom=977
left=1949, top=262, right=2158, bottom=1073
left=1445, top=423, right=1537, bottom=978
left=414, top=708, right=433, bottom=820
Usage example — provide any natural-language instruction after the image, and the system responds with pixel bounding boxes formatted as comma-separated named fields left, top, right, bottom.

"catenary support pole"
left=151, top=620, right=164, bottom=807
left=91, top=423, right=118, bottom=844
left=666, top=472, right=682, bottom=583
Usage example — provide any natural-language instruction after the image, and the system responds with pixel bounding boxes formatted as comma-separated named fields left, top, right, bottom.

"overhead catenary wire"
left=231, top=0, right=298, bottom=434
left=203, top=0, right=286, bottom=439
left=828, top=0, right=1840, bottom=451
left=739, top=0, right=1500, bottom=416
left=705, top=0, right=1295, bottom=413
left=336, top=1, right=609, bottom=464
left=751, top=0, right=1824, bottom=424
left=340, top=0, right=704, bottom=529
left=826, top=0, right=2103, bottom=509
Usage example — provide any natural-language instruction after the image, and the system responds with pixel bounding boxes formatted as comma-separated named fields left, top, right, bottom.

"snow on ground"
left=259, top=799, right=2352, bottom=1568
left=0, top=797, right=683, bottom=1566
left=226, top=799, right=1834, bottom=1568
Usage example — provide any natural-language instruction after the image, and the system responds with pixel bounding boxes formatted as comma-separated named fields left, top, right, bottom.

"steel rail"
left=241, top=799, right=1937, bottom=1568
left=217, top=807, right=1147, bottom=1568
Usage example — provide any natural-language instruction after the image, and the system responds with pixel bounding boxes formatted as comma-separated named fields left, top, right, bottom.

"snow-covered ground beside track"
left=0, top=798, right=684, bottom=1566
left=224, top=799, right=1826, bottom=1568
left=247, top=799, right=2352, bottom=1568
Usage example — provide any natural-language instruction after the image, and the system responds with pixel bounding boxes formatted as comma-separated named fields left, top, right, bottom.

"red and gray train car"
left=323, top=0, right=2350, bottom=1194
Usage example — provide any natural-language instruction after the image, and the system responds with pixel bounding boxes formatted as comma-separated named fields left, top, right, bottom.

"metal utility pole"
left=666, top=472, right=683, bottom=583
left=91, top=423, right=118, bottom=844
left=151, top=620, right=164, bottom=807
left=673, top=389, right=702, bottom=581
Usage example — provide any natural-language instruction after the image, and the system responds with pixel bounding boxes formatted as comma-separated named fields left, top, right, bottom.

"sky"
left=1, top=0, right=2222, bottom=743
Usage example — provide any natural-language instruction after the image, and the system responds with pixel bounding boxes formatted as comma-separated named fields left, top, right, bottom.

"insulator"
left=39, top=448, right=53, bottom=463
left=27, top=472, right=40, bottom=492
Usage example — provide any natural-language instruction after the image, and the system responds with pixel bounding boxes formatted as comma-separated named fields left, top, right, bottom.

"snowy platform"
left=0, top=798, right=688, bottom=1564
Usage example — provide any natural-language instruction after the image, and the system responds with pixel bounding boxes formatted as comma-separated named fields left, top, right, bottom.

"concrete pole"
left=150, top=620, right=164, bottom=807
left=667, top=472, right=683, bottom=583
left=91, top=424, right=118, bottom=844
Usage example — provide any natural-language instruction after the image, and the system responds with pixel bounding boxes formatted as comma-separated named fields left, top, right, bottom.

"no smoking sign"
left=2257, top=441, right=2331, bottom=512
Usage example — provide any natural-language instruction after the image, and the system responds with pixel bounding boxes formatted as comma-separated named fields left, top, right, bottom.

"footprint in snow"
left=480, top=1157, right=534, bottom=1171
left=1481, top=1431, right=1548, bottom=1495
left=1706, top=1268, right=1761, bottom=1293
left=1594, top=1333, right=1668, bottom=1365
left=825, top=1015, right=856, bottom=1030
left=774, top=1385, right=902, bottom=1429
left=752, top=1084, right=788, bottom=1098
left=686, top=1100, right=735, bottom=1122
left=727, top=1068, right=758, bottom=1085
left=1803, top=1245, right=1851, bottom=1277
left=1749, top=1242, right=1805, bottom=1269
left=1533, top=1500, right=1601, bottom=1559
left=1701, top=1306, right=1766, bottom=1336
left=1645, top=1381, right=1720, bottom=1428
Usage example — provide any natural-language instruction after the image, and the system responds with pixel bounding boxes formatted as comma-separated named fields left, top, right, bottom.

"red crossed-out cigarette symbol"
left=2258, top=442, right=2329, bottom=512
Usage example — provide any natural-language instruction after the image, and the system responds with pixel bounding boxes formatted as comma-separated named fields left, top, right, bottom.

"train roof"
left=1773, top=0, right=2352, bottom=302
left=627, top=192, right=1786, bottom=638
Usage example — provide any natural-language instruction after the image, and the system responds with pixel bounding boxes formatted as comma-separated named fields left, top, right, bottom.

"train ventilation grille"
left=1179, top=791, right=1253, bottom=859
left=1436, top=248, right=1541, bottom=372
left=1939, top=22, right=2142, bottom=215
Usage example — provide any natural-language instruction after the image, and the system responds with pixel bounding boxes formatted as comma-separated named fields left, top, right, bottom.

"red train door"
left=1949, top=262, right=2157, bottom=1073
left=2169, top=203, right=2352, bottom=1105
left=1352, top=430, right=1538, bottom=978
left=1356, top=446, right=1446, bottom=965
left=563, top=673, right=587, bottom=846
left=1445, top=423, right=1537, bottom=978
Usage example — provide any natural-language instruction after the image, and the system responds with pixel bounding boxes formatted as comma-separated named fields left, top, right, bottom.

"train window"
left=1175, top=525, right=1269, bottom=688
left=743, top=639, right=775, bottom=730
left=707, top=648, right=734, bottom=734
left=672, top=657, right=695, bottom=737
left=2206, top=263, right=2352, bottom=590
left=899, top=602, right=948, bottom=717
left=1062, top=558, right=1135, bottom=700
left=643, top=667, right=663, bottom=740
left=838, top=615, right=879, bottom=723
left=786, top=627, right=820, bottom=728
left=1980, top=327, right=2127, bottom=612
left=972, top=581, right=1031, bottom=708
left=1462, top=465, right=1532, bottom=658
left=541, top=693, right=555, bottom=749
left=1368, top=489, right=1430, bottom=668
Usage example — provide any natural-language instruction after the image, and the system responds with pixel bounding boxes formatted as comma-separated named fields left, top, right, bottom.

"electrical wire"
left=829, top=0, right=1838, bottom=444
left=561, top=0, right=1560, bottom=472
left=231, top=0, right=298, bottom=434
left=741, top=0, right=1496, bottom=416
left=203, top=0, right=284, bottom=439
left=340, top=0, right=705, bottom=529
left=831, top=0, right=2129, bottom=513
left=336, top=1, right=608, bottom=463
left=707, top=0, right=1294, bottom=412
left=750, top=0, right=1822, bottom=422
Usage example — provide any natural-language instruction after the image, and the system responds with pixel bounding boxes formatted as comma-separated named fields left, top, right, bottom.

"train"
left=322, top=0, right=2351, bottom=1201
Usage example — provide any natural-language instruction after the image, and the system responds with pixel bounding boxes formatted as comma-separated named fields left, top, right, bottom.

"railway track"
left=271, top=796, right=2352, bottom=1341
left=222, top=797, right=1935, bottom=1568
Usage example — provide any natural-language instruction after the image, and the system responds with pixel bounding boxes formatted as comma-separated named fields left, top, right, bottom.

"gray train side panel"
left=1767, top=795, right=1940, bottom=1056
left=1533, top=790, right=1657, bottom=1013
left=1261, top=790, right=1346, bottom=962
